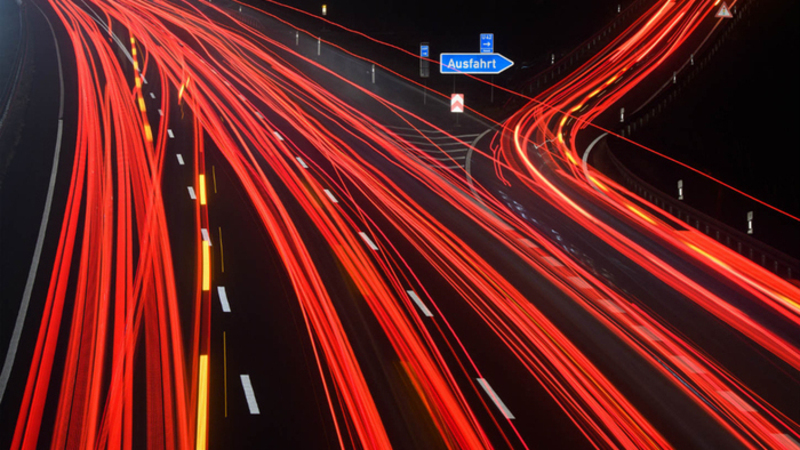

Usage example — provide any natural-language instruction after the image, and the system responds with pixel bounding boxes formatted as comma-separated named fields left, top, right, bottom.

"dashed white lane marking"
left=141, top=75, right=148, bottom=84
left=477, top=378, right=515, bottom=420
left=256, top=111, right=264, bottom=119
left=323, top=189, right=338, bottom=203
left=519, top=238, right=538, bottom=249
left=568, top=276, right=590, bottom=289
left=406, top=290, right=433, bottom=317
left=158, top=108, right=163, bottom=116
left=359, top=232, right=379, bottom=251
left=635, top=325, right=662, bottom=342
left=187, top=186, right=196, bottom=199
left=674, top=355, right=705, bottom=374
left=717, top=390, right=755, bottom=412
left=772, top=433, right=800, bottom=450
left=273, top=131, right=284, bottom=141
left=176, top=154, right=185, bottom=165
left=201, top=228, right=212, bottom=246
left=599, top=300, right=625, bottom=314
left=217, top=286, right=231, bottom=312
left=167, top=129, right=174, bottom=139
left=240, top=375, right=260, bottom=414
left=149, top=92, right=155, bottom=99
left=295, top=157, right=308, bottom=169
left=543, top=256, right=563, bottom=267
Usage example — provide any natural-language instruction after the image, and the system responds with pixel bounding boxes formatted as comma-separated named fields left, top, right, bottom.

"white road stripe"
left=158, top=108, right=163, bottom=116
left=568, top=276, right=590, bottom=289
left=717, top=390, right=755, bottom=412
left=599, top=300, right=625, bottom=314
left=201, top=228, right=212, bottom=246
left=240, top=375, right=260, bottom=414
left=477, top=378, right=515, bottom=419
left=217, top=286, right=231, bottom=312
left=295, top=157, right=308, bottom=169
left=406, top=290, right=433, bottom=317
left=519, top=238, right=538, bottom=249
left=187, top=186, right=196, bottom=199
left=323, top=189, right=338, bottom=203
left=359, top=232, right=379, bottom=251
left=674, top=355, right=705, bottom=374
left=273, top=131, right=284, bottom=141
left=256, top=111, right=264, bottom=119
left=176, top=154, right=184, bottom=165
left=543, top=256, right=563, bottom=267
left=149, top=92, right=155, bottom=99
left=167, top=129, right=174, bottom=139
left=635, top=325, right=662, bottom=342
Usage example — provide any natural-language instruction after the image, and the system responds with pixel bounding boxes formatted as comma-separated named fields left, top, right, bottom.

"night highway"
left=0, top=0, right=798, bottom=448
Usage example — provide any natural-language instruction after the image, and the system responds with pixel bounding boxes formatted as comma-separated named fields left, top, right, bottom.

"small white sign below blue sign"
left=480, top=33, right=494, bottom=53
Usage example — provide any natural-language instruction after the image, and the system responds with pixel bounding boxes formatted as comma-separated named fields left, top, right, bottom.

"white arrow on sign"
left=451, top=93, right=464, bottom=113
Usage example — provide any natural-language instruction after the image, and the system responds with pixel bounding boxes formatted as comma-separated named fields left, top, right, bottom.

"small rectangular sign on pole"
left=420, top=43, right=430, bottom=78
left=451, top=93, right=464, bottom=113
left=321, top=4, right=327, bottom=16
left=480, top=33, right=494, bottom=53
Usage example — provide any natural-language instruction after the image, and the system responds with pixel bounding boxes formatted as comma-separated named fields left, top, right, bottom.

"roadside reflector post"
left=617, top=4, right=621, bottom=13
left=295, top=31, right=299, bottom=46
left=678, top=179, right=683, bottom=200
left=747, top=211, right=753, bottom=234
left=321, top=4, right=326, bottom=16
left=690, top=54, right=694, bottom=65
left=317, top=37, right=321, bottom=56
left=551, top=53, right=555, bottom=65
left=673, top=71, right=677, bottom=84
left=620, top=107, right=625, bottom=123
left=371, top=64, right=375, bottom=84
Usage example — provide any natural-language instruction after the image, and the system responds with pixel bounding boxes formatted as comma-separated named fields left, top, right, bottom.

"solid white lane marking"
left=599, top=300, right=625, bottom=314
left=635, top=325, right=662, bottom=342
left=543, top=256, right=563, bottom=267
left=273, top=131, right=284, bottom=141
left=295, top=157, right=308, bottom=169
left=167, top=129, right=174, bottom=139
left=149, top=92, right=155, bottom=99
left=217, top=286, right=231, bottom=312
left=359, top=232, right=379, bottom=251
left=674, top=355, right=705, bottom=374
left=187, top=186, right=196, bottom=200
left=240, top=375, right=260, bottom=414
left=568, top=276, right=590, bottom=289
left=201, top=228, right=212, bottom=246
left=406, top=290, right=433, bottom=317
left=477, top=378, right=515, bottom=419
left=772, top=434, right=800, bottom=450
left=176, top=154, right=184, bottom=165
left=717, top=390, right=755, bottom=412
left=323, top=189, right=338, bottom=203
left=158, top=108, right=163, bottom=116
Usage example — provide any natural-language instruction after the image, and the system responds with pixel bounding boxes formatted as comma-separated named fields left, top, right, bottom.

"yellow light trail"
left=202, top=241, right=211, bottom=291
left=199, top=174, right=207, bottom=205
left=195, top=354, right=209, bottom=450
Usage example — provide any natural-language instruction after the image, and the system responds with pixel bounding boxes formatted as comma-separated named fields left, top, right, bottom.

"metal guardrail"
left=606, top=148, right=800, bottom=281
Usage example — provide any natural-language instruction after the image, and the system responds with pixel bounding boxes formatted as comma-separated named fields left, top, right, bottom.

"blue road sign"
left=420, top=45, right=429, bottom=58
left=439, top=53, right=514, bottom=75
left=480, top=33, right=494, bottom=53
